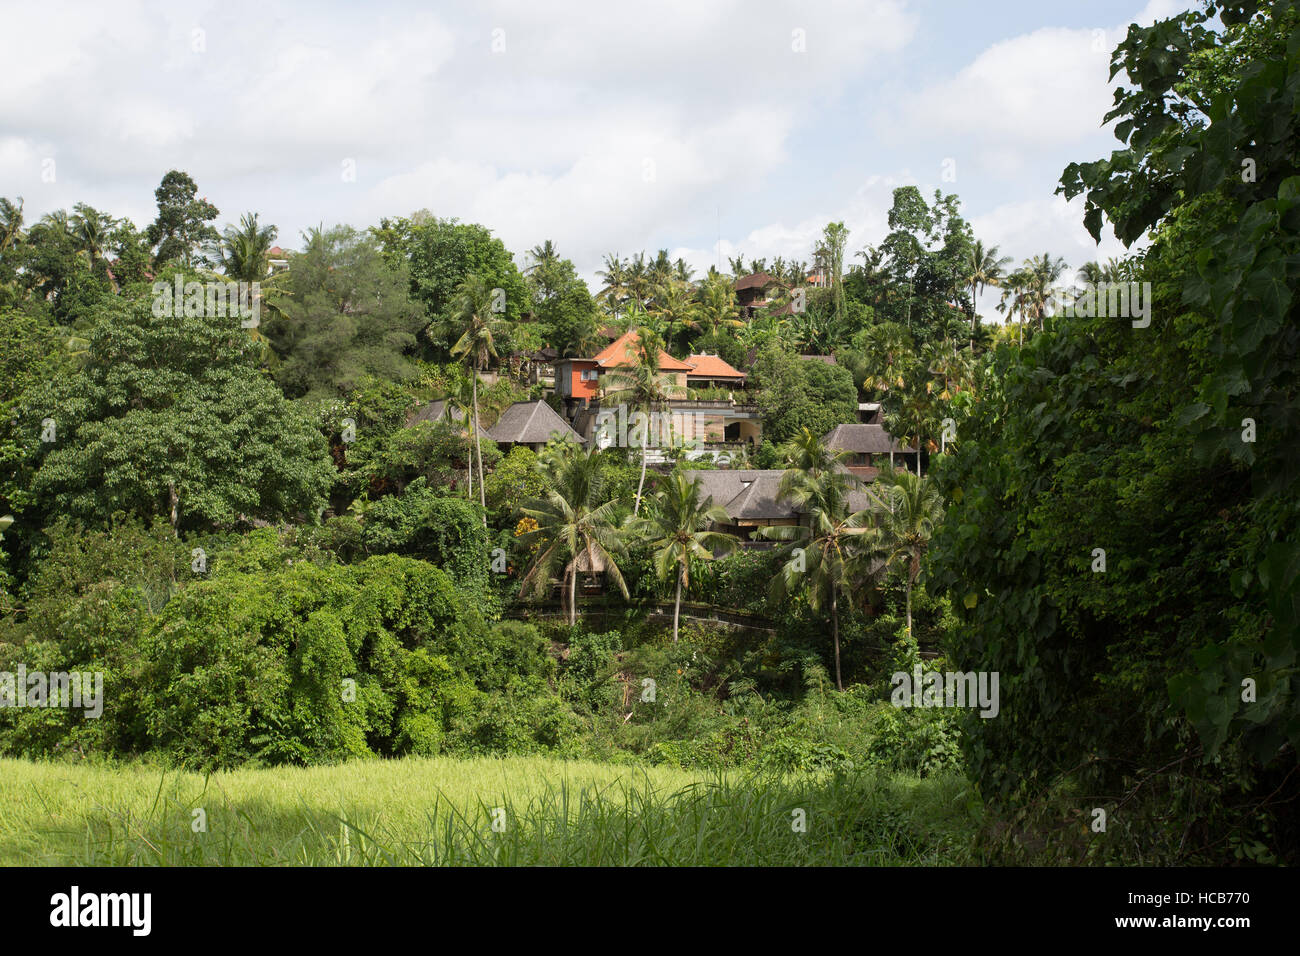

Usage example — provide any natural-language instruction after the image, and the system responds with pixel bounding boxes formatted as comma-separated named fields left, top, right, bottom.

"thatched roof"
left=684, top=468, right=882, bottom=521
left=406, top=399, right=489, bottom=437
left=822, top=423, right=915, bottom=454
left=487, top=400, right=584, bottom=445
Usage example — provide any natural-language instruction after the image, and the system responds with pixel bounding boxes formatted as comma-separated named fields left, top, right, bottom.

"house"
left=488, top=400, right=585, bottom=452
left=406, top=399, right=490, bottom=438
left=733, top=272, right=781, bottom=318
left=267, top=246, right=290, bottom=275
left=857, top=402, right=882, bottom=425
left=683, top=468, right=880, bottom=545
left=554, top=328, right=694, bottom=417
left=821, top=423, right=917, bottom=480
left=518, top=347, right=557, bottom=387
left=684, top=353, right=746, bottom=390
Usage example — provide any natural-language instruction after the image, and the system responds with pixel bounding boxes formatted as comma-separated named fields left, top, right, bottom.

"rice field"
left=0, top=756, right=979, bottom=866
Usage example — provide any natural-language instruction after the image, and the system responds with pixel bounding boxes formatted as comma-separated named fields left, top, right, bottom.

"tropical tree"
left=633, top=472, right=737, bottom=641
left=873, top=467, right=943, bottom=639
left=597, top=253, right=629, bottom=317
left=601, top=328, right=683, bottom=515
left=998, top=268, right=1032, bottom=346
left=0, top=197, right=23, bottom=254
left=965, top=240, right=1012, bottom=350
left=210, top=212, right=277, bottom=282
left=447, top=274, right=501, bottom=520
left=758, top=461, right=879, bottom=691
left=650, top=280, right=698, bottom=352
left=694, top=276, right=741, bottom=339
left=517, top=446, right=629, bottom=625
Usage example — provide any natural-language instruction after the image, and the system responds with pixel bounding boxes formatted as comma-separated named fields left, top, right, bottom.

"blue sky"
left=2, top=0, right=1183, bottom=306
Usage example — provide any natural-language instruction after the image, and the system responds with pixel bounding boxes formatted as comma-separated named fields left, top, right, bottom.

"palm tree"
left=626, top=253, right=651, bottom=308
left=651, top=280, right=698, bottom=352
left=601, top=328, right=683, bottom=516
left=873, top=467, right=944, bottom=639
left=597, top=253, right=629, bottom=317
left=965, top=240, right=1012, bottom=350
left=70, top=204, right=120, bottom=291
left=694, top=277, right=741, bottom=339
left=205, top=214, right=287, bottom=361
left=998, top=268, right=1032, bottom=347
left=633, top=472, right=737, bottom=641
left=525, top=240, right=559, bottom=277
left=758, top=461, right=879, bottom=691
left=518, top=446, right=629, bottom=625
left=0, top=197, right=25, bottom=254
left=446, top=374, right=478, bottom=500
left=211, top=212, right=277, bottom=283
left=1025, top=253, right=1068, bottom=330
left=448, top=274, right=501, bottom=522
left=883, top=388, right=938, bottom=476
left=857, top=323, right=914, bottom=398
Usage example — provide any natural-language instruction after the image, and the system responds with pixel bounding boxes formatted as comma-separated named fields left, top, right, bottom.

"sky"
left=1, top=0, right=1186, bottom=309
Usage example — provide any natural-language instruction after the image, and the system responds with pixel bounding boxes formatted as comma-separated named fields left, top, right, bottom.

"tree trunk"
left=634, top=439, right=649, bottom=516
left=673, top=568, right=683, bottom=643
left=466, top=419, right=474, bottom=502
left=906, top=579, right=913, bottom=640
left=168, top=481, right=179, bottom=533
left=831, top=588, right=843, bottom=692
left=472, top=372, right=486, bottom=525
left=568, top=560, right=577, bottom=627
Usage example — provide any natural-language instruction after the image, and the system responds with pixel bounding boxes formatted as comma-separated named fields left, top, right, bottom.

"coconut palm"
left=873, top=467, right=944, bottom=639
left=883, top=388, right=939, bottom=476
left=517, top=446, right=629, bottom=626
left=626, top=252, right=651, bottom=307
left=70, top=204, right=120, bottom=290
left=445, top=374, right=478, bottom=501
left=694, top=277, right=741, bottom=339
left=448, top=274, right=501, bottom=522
left=210, top=212, right=277, bottom=283
left=965, top=240, right=1012, bottom=350
left=601, top=327, right=684, bottom=516
left=651, top=280, right=698, bottom=352
left=0, top=197, right=23, bottom=254
left=597, top=253, right=629, bottom=317
left=525, top=240, right=559, bottom=277
left=1025, top=253, right=1068, bottom=330
left=998, top=268, right=1032, bottom=346
left=758, top=465, right=879, bottom=691
left=632, top=472, right=737, bottom=641
left=203, top=213, right=288, bottom=364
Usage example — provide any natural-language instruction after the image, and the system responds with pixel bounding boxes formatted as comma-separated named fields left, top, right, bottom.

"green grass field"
left=0, top=756, right=979, bottom=865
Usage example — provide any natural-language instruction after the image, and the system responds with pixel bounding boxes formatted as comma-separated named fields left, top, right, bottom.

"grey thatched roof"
left=406, top=399, right=489, bottom=437
left=684, top=468, right=883, bottom=521
left=487, top=400, right=584, bottom=445
left=822, top=423, right=915, bottom=454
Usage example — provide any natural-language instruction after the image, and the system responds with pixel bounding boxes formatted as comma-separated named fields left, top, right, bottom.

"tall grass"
left=0, top=756, right=978, bottom=866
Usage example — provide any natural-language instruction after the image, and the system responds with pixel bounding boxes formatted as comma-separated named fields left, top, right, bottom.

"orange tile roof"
left=591, top=328, right=695, bottom=371
left=685, top=353, right=746, bottom=379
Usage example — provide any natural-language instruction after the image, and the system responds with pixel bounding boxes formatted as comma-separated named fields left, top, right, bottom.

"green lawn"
left=0, top=756, right=978, bottom=866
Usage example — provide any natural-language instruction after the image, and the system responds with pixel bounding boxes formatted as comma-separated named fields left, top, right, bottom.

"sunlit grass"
left=0, top=756, right=978, bottom=865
